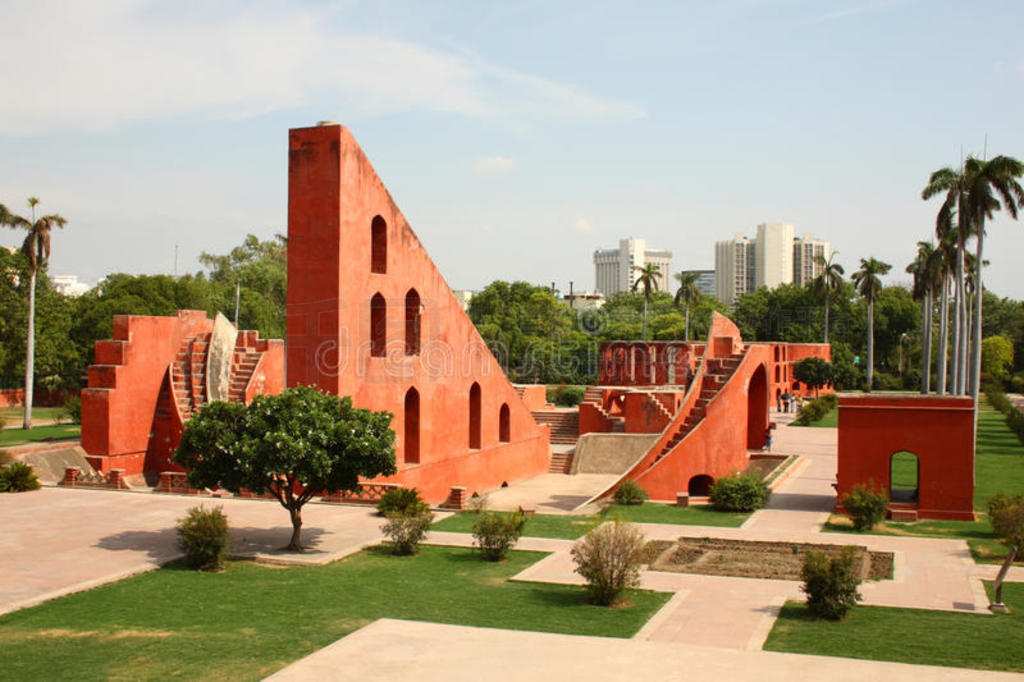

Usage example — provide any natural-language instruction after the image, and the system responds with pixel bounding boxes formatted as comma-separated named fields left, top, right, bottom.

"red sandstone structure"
left=81, top=311, right=283, bottom=476
left=836, top=395, right=975, bottom=521
left=79, top=122, right=834, bottom=506
left=285, top=122, right=550, bottom=503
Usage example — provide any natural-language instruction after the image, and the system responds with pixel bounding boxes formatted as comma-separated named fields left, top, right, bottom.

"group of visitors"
left=777, top=391, right=800, bottom=413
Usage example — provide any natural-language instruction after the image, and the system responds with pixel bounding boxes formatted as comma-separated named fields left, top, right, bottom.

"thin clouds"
left=574, top=218, right=595, bottom=234
left=471, top=156, right=517, bottom=176
left=0, top=0, right=644, bottom=135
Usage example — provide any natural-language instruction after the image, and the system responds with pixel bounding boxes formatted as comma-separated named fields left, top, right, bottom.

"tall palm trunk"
left=952, top=248, right=965, bottom=394
left=866, top=299, right=875, bottom=391
left=937, top=275, right=950, bottom=395
left=684, top=302, right=691, bottom=342
left=970, top=227, right=985, bottom=399
left=921, top=290, right=932, bottom=394
left=823, top=295, right=830, bottom=345
left=22, top=269, right=36, bottom=430
left=641, top=296, right=648, bottom=341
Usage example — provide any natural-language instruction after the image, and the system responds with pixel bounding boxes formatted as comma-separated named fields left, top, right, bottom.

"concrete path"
left=0, top=486, right=406, bottom=616
left=268, top=618, right=1024, bottom=681
left=475, top=472, right=619, bottom=514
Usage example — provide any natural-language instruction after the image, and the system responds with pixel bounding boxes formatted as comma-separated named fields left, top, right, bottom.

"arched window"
left=499, top=403, right=510, bottom=442
left=688, top=474, right=713, bottom=496
left=890, top=451, right=919, bottom=503
left=404, top=387, right=420, bottom=464
left=370, top=293, right=386, bottom=357
left=371, top=215, right=387, bottom=273
left=405, top=288, right=421, bottom=355
left=469, top=382, right=481, bottom=449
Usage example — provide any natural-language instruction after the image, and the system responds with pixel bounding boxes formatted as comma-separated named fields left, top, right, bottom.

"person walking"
left=763, top=428, right=773, bottom=452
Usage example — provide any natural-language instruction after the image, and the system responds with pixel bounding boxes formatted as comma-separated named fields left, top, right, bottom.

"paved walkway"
left=0, top=487, right=410, bottom=616
left=475, top=472, right=619, bottom=514
left=268, top=618, right=1024, bottom=681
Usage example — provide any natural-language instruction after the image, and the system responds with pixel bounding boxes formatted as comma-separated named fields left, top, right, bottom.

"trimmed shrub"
left=377, top=487, right=427, bottom=516
left=571, top=520, right=646, bottom=606
left=547, top=385, right=586, bottom=407
left=176, top=505, right=230, bottom=571
left=472, top=510, right=527, bottom=561
left=63, top=396, right=82, bottom=424
left=0, top=461, right=41, bottom=493
left=841, top=483, right=888, bottom=532
left=792, top=393, right=837, bottom=426
left=381, top=506, right=434, bottom=555
left=613, top=479, right=648, bottom=506
left=709, top=472, right=769, bottom=512
left=801, top=546, right=863, bottom=620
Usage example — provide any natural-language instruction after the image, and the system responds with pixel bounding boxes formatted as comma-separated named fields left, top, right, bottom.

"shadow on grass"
left=523, top=585, right=589, bottom=607
left=95, top=526, right=328, bottom=562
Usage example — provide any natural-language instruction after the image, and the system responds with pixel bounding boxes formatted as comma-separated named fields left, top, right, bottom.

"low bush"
left=986, top=386, right=1024, bottom=447
left=0, top=461, right=41, bottom=493
left=381, top=506, right=434, bottom=555
left=472, top=510, right=527, bottom=561
left=792, top=393, right=837, bottom=426
left=571, top=520, right=646, bottom=606
left=377, top=487, right=427, bottom=516
left=613, top=479, right=648, bottom=506
left=841, top=483, right=888, bottom=532
left=63, top=396, right=82, bottom=425
left=709, top=472, right=769, bottom=512
left=547, top=385, right=585, bottom=407
left=176, top=505, right=230, bottom=571
left=800, top=546, right=863, bottom=620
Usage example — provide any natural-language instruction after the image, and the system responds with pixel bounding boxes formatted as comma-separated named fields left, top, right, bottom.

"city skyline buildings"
left=715, top=224, right=830, bottom=303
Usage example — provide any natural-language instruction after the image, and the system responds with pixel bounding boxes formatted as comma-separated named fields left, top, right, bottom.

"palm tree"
left=673, top=271, right=701, bottom=341
left=960, top=155, right=1024, bottom=399
left=923, top=167, right=972, bottom=394
left=4, top=198, right=68, bottom=429
left=852, top=257, right=891, bottom=392
left=933, top=206, right=958, bottom=395
left=632, top=263, right=661, bottom=341
left=907, top=242, right=942, bottom=394
left=811, top=252, right=844, bottom=345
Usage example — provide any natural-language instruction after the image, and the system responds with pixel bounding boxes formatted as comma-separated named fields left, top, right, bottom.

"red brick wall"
left=836, top=395, right=975, bottom=521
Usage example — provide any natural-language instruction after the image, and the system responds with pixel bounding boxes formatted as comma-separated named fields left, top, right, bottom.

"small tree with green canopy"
left=174, top=386, right=396, bottom=551
left=793, top=357, right=834, bottom=397
left=988, top=493, right=1024, bottom=611
left=982, top=335, right=1014, bottom=382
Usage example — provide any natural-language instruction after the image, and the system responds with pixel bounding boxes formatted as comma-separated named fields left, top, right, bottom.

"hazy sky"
left=2, top=0, right=1023, bottom=298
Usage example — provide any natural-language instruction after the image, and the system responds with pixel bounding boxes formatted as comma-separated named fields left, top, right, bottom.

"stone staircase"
left=548, top=450, right=575, bottom=474
left=228, top=340, right=263, bottom=403
left=532, top=410, right=580, bottom=445
left=652, top=352, right=744, bottom=464
left=579, top=386, right=626, bottom=432
left=171, top=334, right=210, bottom=421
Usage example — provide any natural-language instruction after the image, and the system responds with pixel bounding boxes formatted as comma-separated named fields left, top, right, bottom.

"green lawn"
left=0, top=406, right=69, bottom=424
left=764, top=582, right=1024, bottom=673
left=804, top=408, right=837, bottom=428
left=432, top=504, right=750, bottom=539
left=0, top=423, right=80, bottom=446
left=822, top=515, right=1015, bottom=564
left=0, top=545, right=670, bottom=680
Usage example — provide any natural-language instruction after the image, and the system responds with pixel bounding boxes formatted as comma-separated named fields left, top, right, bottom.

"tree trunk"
left=824, top=295, right=830, bottom=345
left=287, top=505, right=303, bottom=551
left=992, top=543, right=1018, bottom=607
left=22, top=269, right=36, bottom=430
left=937, top=277, right=949, bottom=396
left=925, top=288, right=933, bottom=393
left=969, top=226, right=984, bottom=399
left=641, top=296, right=648, bottom=341
left=866, top=300, right=874, bottom=392
left=684, top=302, right=690, bottom=342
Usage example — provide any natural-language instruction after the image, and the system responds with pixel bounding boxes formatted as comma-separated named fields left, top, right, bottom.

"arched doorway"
left=370, top=293, right=386, bottom=357
left=747, top=364, right=768, bottom=449
left=499, top=403, right=510, bottom=442
left=405, top=288, right=421, bottom=355
left=688, top=474, right=713, bottom=496
left=890, top=451, right=919, bottom=503
left=469, top=382, right=481, bottom=449
left=404, top=387, right=420, bottom=464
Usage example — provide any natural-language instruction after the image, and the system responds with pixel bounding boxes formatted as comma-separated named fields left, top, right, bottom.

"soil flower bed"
left=644, top=537, right=893, bottom=581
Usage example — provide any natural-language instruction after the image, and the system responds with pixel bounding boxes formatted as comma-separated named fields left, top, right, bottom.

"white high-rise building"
left=593, top=238, right=672, bottom=297
left=714, top=224, right=830, bottom=303
left=755, top=222, right=795, bottom=290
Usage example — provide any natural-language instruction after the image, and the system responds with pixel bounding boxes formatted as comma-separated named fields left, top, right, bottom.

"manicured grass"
left=0, top=423, right=80, bottom=446
left=890, top=451, right=918, bottom=490
left=0, top=406, right=68, bottom=423
left=0, top=545, right=670, bottom=680
left=803, top=408, right=837, bottom=428
left=432, top=504, right=749, bottom=539
left=764, top=582, right=1024, bottom=673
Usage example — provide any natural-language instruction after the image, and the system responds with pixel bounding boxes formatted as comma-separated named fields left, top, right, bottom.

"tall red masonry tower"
left=286, top=123, right=550, bottom=503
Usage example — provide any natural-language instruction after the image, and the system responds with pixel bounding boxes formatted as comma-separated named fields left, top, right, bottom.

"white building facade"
left=593, top=238, right=672, bottom=297
left=714, top=224, right=829, bottom=303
